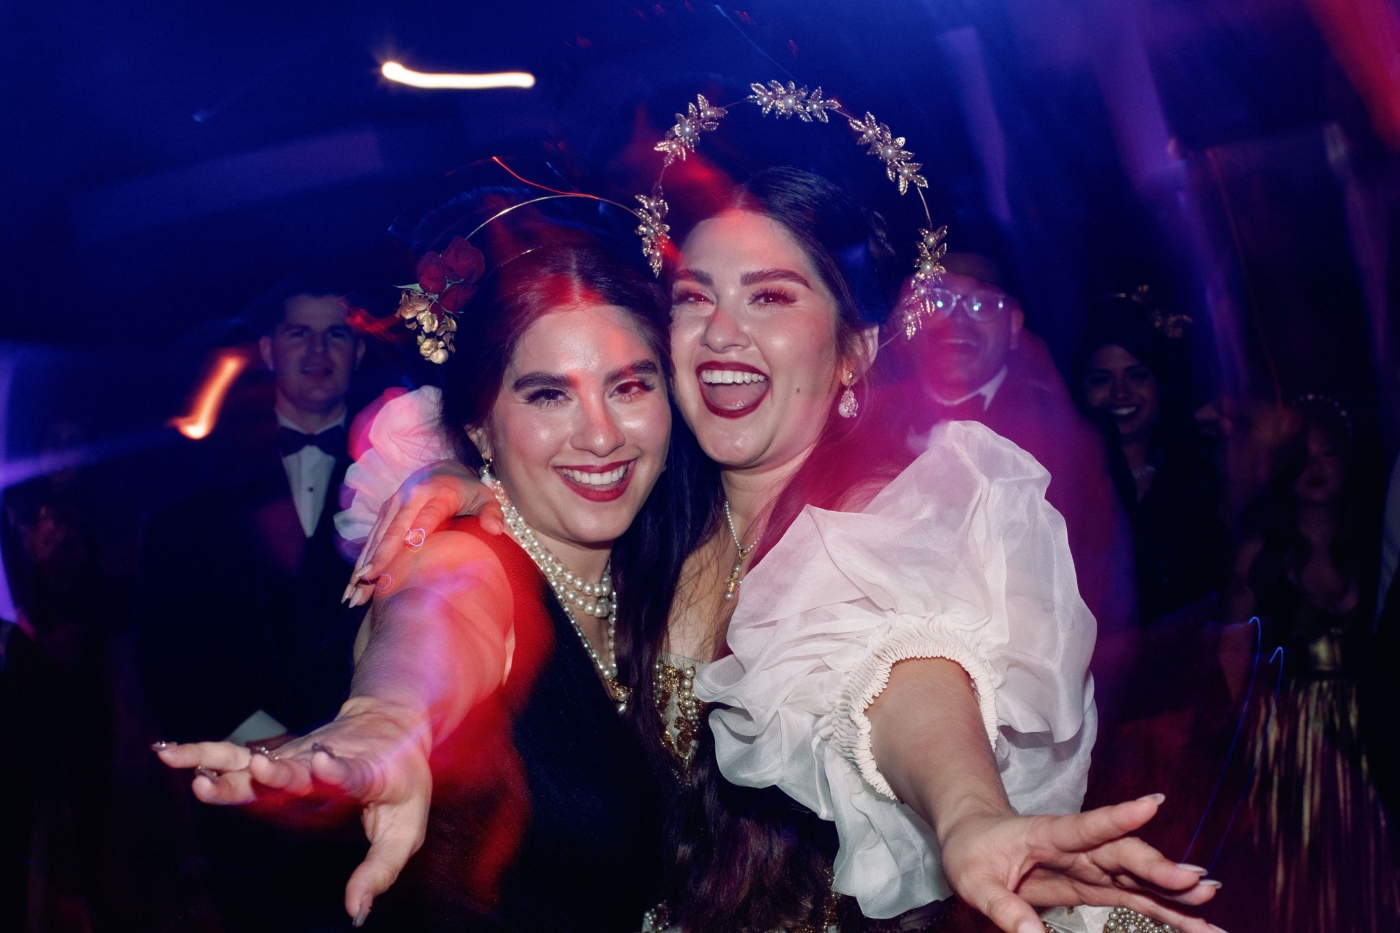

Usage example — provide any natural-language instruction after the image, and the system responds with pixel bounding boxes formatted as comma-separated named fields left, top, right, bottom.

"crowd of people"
left=3, top=94, right=1398, bottom=933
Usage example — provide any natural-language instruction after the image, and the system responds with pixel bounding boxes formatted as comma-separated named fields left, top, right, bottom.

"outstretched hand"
left=155, top=697, right=433, bottom=927
left=940, top=795, right=1221, bottom=933
left=343, top=459, right=500, bottom=608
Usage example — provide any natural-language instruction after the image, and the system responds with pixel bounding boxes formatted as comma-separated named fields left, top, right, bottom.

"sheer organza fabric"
left=694, top=421, right=1098, bottom=918
left=334, top=386, right=452, bottom=546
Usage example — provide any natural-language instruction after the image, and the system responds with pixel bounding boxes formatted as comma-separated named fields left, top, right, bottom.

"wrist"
left=931, top=791, right=1015, bottom=850
left=337, top=694, right=433, bottom=756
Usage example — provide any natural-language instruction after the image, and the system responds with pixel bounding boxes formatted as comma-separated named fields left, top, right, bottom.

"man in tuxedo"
left=905, top=256, right=1137, bottom=718
left=136, top=278, right=370, bottom=930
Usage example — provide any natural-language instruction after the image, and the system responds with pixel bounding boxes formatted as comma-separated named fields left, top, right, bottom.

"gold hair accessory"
left=396, top=236, right=485, bottom=363
left=637, top=81, right=949, bottom=339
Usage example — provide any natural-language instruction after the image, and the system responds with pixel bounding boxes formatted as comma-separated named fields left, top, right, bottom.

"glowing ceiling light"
left=380, top=61, right=535, bottom=90
left=170, top=350, right=249, bottom=440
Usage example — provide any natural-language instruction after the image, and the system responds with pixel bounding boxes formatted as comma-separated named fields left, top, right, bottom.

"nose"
left=307, top=329, right=330, bottom=355
left=1109, top=373, right=1134, bottom=404
left=701, top=296, right=748, bottom=353
left=572, top=394, right=626, bottom=458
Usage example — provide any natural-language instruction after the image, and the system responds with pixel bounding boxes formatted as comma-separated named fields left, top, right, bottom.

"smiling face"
left=669, top=209, right=851, bottom=472
left=1082, top=343, right=1161, bottom=446
left=914, top=273, right=1023, bottom=399
left=259, top=293, right=364, bottom=426
left=468, top=302, right=671, bottom=563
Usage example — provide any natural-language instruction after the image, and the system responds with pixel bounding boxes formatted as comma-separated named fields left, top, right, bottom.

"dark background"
left=1, top=0, right=1397, bottom=929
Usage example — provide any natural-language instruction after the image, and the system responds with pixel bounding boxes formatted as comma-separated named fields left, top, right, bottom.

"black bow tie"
left=276, top=425, right=346, bottom=458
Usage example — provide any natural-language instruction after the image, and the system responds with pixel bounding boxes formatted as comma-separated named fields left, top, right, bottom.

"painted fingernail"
left=1177, top=863, right=1208, bottom=874
left=352, top=905, right=369, bottom=928
left=150, top=740, right=176, bottom=751
left=1199, top=879, right=1223, bottom=889
left=1137, top=792, right=1166, bottom=804
left=248, top=744, right=279, bottom=761
left=1209, top=925, right=1230, bottom=933
left=1015, top=921, right=1043, bottom=933
left=311, top=742, right=338, bottom=759
left=195, top=767, right=221, bottom=782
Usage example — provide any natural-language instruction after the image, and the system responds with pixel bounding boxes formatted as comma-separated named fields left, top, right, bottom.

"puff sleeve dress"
left=694, top=421, right=1099, bottom=919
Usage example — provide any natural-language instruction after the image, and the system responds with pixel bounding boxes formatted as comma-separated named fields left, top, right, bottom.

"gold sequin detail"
left=654, top=657, right=701, bottom=767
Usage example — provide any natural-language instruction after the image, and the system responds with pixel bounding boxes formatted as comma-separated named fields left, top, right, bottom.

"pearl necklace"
left=482, top=467, right=630, bottom=712
left=722, top=500, right=759, bottom=600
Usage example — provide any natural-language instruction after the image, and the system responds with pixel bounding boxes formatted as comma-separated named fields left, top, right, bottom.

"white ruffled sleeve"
left=334, top=386, right=456, bottom=546
left=693, top=420, right=1097, bottom=919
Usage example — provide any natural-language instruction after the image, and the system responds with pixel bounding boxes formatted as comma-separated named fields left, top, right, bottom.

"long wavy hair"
left=646, top=167, right=917, bottom=933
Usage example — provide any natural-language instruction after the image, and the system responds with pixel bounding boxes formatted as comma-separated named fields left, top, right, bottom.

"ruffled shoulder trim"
left=335, top=386, right=454, bottom=545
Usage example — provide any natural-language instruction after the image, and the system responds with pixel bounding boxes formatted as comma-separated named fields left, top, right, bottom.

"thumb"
left=959, top=875, right=1046, bottom=933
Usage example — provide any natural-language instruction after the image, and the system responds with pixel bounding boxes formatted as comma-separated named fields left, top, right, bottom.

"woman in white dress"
left=331, top=167, right=1221, bottom=933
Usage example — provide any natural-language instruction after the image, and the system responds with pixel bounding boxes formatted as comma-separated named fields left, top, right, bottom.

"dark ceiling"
left=0, top=0, right=1386, bottom=415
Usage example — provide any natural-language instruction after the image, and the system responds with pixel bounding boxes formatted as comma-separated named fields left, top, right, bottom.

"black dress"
left=373, top=517, right=666, bottom=932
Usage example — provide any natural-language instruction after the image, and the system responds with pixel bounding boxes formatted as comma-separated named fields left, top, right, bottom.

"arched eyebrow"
left=511, top=372, right=571, bottom=393
left=673, top=268, right=812, bottom=289
left=673, top=269, right=712, bottom=287
left=606, top=360, right=660, bottom=383
left=740, top=268, right=811, bottom=289
left=511, top=360, right=659, bottom=394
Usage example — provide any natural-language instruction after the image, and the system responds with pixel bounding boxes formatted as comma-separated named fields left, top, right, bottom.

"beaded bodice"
left=655, top=650, right=703, bottom=767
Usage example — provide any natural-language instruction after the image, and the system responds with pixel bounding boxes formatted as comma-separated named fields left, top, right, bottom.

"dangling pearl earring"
left=838, top=370, right=859, bottom=419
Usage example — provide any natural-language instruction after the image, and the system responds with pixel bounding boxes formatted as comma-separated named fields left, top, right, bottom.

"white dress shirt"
left=926, top=364, right=1009, bottom=412
left=277, top=414, right=344, bottom=538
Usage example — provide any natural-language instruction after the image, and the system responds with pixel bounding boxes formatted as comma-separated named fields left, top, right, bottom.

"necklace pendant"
left=724, top=563, right=742, bottom=600
left=609, top=681, right=632, bottom=713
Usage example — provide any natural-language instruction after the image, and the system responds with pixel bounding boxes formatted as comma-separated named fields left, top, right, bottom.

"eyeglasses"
left=926, top=287, right=1010, bottom=321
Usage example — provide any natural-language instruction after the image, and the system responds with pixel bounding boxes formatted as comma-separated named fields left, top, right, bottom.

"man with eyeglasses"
left=906, top=254, right=1138, bottom=739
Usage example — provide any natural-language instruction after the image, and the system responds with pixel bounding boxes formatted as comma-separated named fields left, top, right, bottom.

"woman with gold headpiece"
left=164, top=90, right=1221, bottom=933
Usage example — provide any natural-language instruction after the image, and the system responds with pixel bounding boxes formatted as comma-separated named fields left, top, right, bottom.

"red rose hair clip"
left=396, top=236, right=486, bottom=363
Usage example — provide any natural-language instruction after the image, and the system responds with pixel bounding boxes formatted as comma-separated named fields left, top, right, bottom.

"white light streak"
left=380, top=61, right=535, bottom=90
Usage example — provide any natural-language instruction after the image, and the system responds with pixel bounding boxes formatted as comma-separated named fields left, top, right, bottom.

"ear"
left=847, top=325, right=881, bottom=380
left=1008, top=307, right=1025, bottom=351
left=258, top=335, right=275, bottom=371
left=465, top=424, right=493, bottom=463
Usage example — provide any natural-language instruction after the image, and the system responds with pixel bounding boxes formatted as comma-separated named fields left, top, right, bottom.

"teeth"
left=1110, top=407, right=1137, bottom=417
left=700, top=370, right=768, bottom=385
left=561, top=464, right=629, bottom=486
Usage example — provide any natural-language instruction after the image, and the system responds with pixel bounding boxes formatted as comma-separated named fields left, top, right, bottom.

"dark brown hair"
left=438, top=243, right=671, bottom=463
left=662, top=168, right=916, bottom=933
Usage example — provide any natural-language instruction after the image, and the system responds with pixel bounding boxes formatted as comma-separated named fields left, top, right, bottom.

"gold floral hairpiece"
left=397, top=84, right=950, bottom=361
left=636, top=80, right=949, bottom=339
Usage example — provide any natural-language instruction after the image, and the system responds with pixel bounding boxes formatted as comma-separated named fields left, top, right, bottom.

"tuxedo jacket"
left=136, top=421, right=365, bottom=743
